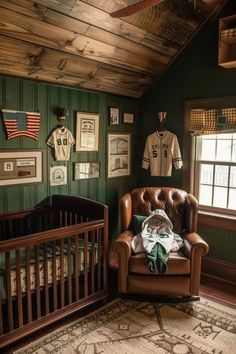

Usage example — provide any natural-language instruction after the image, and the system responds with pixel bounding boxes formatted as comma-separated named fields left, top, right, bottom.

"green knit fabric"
left=146, top=243, right=169, bottom=273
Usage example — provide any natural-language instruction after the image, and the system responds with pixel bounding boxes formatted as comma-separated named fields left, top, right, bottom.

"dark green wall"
left=138, top=0, right=236, bottom=263
left=1, top=1, right=235, bottom=259
left=0, top=77, right=139, bottom=239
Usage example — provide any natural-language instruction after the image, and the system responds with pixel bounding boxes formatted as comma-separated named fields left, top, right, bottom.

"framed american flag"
left=1, top=109, right=40, bottom=140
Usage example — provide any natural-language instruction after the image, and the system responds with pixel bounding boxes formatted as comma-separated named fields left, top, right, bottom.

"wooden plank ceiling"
left=0, top=0, right=228, bottom=98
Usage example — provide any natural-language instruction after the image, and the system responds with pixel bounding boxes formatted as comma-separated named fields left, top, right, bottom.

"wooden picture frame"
left=123, top=112, right=134, bottom=124
left=0, top=150, right=43, bottom=186
left=107, top=132, right=131, bottom=178
left=76, top=112, right=100, bottom=152
left=108, top=106, right=120, bottom=125
left=74, top=162, right=100, bottom=180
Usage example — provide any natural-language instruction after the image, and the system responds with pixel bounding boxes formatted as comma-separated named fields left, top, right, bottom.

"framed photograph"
left=50, top=165, right=67, bottom=186
left=0, top=150, right=43, bottom=186
left=123, top=112, right=134, bottom=124
left=108, top=107, right=120, bottom=125
left=107, top=133, right=131, bottom=178
left=76, top=112, right=100, bottom=152
left=74, top=162, right=100, bottom=180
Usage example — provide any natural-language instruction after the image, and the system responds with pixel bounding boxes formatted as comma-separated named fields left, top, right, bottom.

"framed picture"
left=74, top=162, right=100, bottom=180
left=50, top=165, right=67, bottom=186
left=0, top=150, right=43, bottom=186
left=76, top=112, right=100, bottom=151
left=108, top=107, right=120, bottom=125
left=107, top=133, right=131, bottom=178
left=123, top=112, right=134, bottom=124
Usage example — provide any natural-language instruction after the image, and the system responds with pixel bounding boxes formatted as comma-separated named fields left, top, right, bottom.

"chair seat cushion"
left=129, top=250, right=190, bottom=275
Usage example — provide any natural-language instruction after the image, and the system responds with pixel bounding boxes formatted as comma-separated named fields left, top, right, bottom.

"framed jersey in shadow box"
left=107, top=132, right=131, bottom=178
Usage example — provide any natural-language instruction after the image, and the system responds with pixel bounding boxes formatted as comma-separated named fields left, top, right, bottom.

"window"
left=194, top=133, right=236, bottom=215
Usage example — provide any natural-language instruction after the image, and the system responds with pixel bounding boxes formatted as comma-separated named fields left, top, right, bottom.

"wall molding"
left=202, top=256, right=236, bottom=285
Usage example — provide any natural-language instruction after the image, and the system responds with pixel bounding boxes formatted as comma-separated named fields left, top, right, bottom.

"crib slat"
left=75, top=236, right=79, bottom=301
left=69, top=212, right=73, bottom=226
left=103, top=227, right=107, bottom=292
left=60, top=239, right=65, bottom=308
left=9, top=219, right=13, bottom=239
left=43, top=244, right=49, bottom=315
left=59, top=210, right=63, bottom=228
left=67, top=237, right=72, bottom=304
left=0, top=278, right=2, bottom=335
left=91, top=230, right=95, bottom=294
left=84, top=232, right=88, bottom=297
left=97, top=229, right=101, bottom=292
left=25, top=247, right=32, bottom=323
left=35, top=245, right=41, bottom=319
left=52, top=241, right=57, bottom=311
left=6, top=252, right=13, bottom=331
left=16, top=249, right=23, bottom=328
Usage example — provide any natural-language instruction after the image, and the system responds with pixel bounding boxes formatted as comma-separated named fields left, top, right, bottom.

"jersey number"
left=152, top=150, right=157, bottom=158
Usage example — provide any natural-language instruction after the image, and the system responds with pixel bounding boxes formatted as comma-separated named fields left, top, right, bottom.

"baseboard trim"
left=201, top=257, right=236, bottom=285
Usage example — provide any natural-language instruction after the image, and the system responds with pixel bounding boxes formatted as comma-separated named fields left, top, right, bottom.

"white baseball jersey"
left=47, top=127, right=75, bottom=161
left=142, top=130, right=183, bottom=176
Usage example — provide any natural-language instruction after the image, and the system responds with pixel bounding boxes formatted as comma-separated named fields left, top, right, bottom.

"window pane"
left=200, top=139, right=216, bottom=161
left=233, top=140, right=236, bottom=162
left=230, top=166, right=236, bottom=187
left=216, top=139, right=231, bottom=161
left=217, top=133, right=232, bottom=139
left=199, top=185, right=212, bottom=206
left=200, top=164, right=213, bottom=184
left=214, top=165, right=229, bottom=186
left=228, top=189, right=236, bottom=210
left=213, top=187, right=228, bottom=208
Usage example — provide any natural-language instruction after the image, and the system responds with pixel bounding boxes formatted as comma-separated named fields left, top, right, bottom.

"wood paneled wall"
left=0, top=77, right=139, bottom=238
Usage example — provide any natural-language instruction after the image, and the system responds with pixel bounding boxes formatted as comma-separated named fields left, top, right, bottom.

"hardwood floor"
left=200, top=275, right=236, bottom=309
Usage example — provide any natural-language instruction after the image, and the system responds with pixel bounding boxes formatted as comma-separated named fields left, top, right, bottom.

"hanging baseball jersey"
left=47, top=127, right=75, bottom=161
left=142, top=130, right=183, bottom=176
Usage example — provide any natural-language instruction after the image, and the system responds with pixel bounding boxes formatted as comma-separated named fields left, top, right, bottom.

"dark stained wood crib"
left=0, top=195, right=108, bottom=349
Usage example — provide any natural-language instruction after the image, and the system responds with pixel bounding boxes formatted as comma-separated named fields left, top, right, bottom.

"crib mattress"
left=0, top=240, right=99, bottom=300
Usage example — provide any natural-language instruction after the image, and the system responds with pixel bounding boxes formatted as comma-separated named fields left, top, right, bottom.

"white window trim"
left=183, top=97, right=236, bottom=223
left=193, top=155, right=236, bottom=217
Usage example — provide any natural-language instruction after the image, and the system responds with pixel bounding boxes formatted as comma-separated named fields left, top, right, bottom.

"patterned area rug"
left=13, top=297, right=236, bottom=354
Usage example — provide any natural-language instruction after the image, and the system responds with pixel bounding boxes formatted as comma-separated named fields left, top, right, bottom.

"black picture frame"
left=108, top=106, right=120, bottom=125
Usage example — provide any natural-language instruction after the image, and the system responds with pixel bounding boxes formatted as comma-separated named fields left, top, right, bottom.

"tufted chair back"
left=120, top=187, right=198, bottom=235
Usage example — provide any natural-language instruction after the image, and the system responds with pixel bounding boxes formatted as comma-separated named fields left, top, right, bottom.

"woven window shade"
left=189, top=108, right=236, bottom=135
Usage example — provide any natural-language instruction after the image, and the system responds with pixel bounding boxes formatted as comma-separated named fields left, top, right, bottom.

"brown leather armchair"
left=109, top=187, right=209, bottom=298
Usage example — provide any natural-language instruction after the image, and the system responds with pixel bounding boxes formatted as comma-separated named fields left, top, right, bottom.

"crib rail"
left=0, top=201, right=108, bottom=349
left=0, top=205, right=97, bottom=241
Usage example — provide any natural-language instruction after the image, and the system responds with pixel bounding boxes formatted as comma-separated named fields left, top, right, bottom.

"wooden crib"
left=0, top=195, right=108, bottom=349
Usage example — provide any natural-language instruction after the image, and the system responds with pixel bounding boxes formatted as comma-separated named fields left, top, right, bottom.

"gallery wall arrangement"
left=0, top=77, right=139, bottom=240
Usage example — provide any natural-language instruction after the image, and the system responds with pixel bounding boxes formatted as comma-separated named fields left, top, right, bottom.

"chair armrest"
left=183, top=232, right=209, bottom=258
left=112, top=230, right=133, bottom=258
left=109, top=231, right=133, bottom=293
left=183, top=232, right=209, bottom=295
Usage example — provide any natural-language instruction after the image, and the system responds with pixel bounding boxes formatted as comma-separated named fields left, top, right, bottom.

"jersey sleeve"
left=171, top=135, right=183, bottom=170
left=142, top=136, right=150, bottom=170
left=47, top=132, right=55, bottom=148
left=68, top=131, right=75, bottom=146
